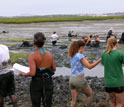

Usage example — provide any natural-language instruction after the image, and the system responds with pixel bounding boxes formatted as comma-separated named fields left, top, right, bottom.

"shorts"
left=69, top=76, right=88, bottom=91
left=105, top=86, right=124, bottom=93
left=52, top=41, right=57, bottom=45
left=0, top=72, right=15, bottom=97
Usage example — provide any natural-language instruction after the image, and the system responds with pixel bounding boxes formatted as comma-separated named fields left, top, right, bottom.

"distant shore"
left=0, top=16, right=124, bottom=23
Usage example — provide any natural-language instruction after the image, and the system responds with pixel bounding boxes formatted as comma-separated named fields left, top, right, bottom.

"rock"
left=59, top=45, right=68, bottom=49
left=4, top=75, right=109, bottom=106
left=2, top=31, right=9, bottom=33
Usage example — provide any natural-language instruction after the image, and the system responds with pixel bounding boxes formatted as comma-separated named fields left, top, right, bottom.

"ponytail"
left=106, top=36, right=117, bottom=55
left=33, top=32, right=46, bottom=47
left=68, top=40, right=85, bottom=58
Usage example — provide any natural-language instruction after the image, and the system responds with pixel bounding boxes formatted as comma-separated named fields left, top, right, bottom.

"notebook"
left=12, top=63, right=29, bottom=75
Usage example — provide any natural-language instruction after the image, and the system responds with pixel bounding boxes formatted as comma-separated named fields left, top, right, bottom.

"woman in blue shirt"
left=68, top=40, right=101, bottom=107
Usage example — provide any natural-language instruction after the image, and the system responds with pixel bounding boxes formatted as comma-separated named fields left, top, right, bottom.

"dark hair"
left=90, top=35, right=92, bottom=38
left=53, top=32, right=56, bottom=34
left=95, top=35, right=98, bottom=37
left=82, top=36, right=86, bottom=39
left=33, top=32, right=46, bottom=47
left=69, top=40, right=85, bottom=58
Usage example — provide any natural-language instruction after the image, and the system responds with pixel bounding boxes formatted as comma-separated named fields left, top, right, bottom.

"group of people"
left=69, top=37, right=124, bottom=107
left=0, top=32, right=124, bottom=107
left=82, top=35, right=100, bottom=47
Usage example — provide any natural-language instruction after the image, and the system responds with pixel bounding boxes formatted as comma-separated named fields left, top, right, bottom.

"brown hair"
left=106, top=36, right=117, bottom=55
left=68, top=40, right=85, bottom=58
left=33, top=32, right=46, bottom=47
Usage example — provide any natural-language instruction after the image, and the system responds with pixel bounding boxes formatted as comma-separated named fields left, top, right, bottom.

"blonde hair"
left=68, top=40, right=85, bottom=58
left=106, top=36, right=117, bottom=55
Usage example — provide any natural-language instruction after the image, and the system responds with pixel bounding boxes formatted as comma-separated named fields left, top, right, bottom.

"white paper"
left=12, top=63, right=29, bottom=75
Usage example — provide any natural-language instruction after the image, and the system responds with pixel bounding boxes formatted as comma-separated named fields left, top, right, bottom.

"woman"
left=51, top=31, right=59, bottom=46
left=86, top=35, right=93, bottom=46
left=68, top=40, right=101, bottom=107
left=101, top=36, right=124, bottom=107
left=91, top=35, right=100, bottom=47
left=0, top=44, right=17, bottom=107
left=20, top=32, right=56, bottom=107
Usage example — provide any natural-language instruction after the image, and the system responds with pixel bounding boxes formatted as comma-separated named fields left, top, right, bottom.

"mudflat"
left=0, top=19, right=124, bottom=39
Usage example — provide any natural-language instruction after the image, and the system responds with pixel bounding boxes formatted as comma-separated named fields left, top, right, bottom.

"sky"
left=0, top=0, right=124, bottom=16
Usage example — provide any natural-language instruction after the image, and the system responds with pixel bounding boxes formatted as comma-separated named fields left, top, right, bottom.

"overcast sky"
left=0, top=0, right=124, bottom=16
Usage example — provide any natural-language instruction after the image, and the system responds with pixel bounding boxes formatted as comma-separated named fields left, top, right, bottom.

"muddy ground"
left=0, top=19, right=124, bottom=39
left=0, top=19, right=124, bottom=107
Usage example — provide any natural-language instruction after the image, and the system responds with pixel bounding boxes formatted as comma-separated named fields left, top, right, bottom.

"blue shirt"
left=70, top=53, right=85, bottom=76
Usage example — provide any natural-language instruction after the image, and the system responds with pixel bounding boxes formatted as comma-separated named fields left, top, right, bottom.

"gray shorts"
left=69, top=76, right=88, bottom=91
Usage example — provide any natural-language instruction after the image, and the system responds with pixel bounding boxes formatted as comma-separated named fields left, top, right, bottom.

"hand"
left=20, top=72, right=25, bottom=76
left=98, top=58, right=101, bottom=62
left=88, top=60, right=93, bottom=64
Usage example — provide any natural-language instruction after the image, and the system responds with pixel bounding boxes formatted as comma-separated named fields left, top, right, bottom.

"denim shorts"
left=105, top=86, right=124, bottom=93
left=69, top=76, right=88, bottom=91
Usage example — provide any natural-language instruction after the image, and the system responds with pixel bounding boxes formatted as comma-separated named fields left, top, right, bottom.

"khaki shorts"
left=69, top=76, right=88, bottom=91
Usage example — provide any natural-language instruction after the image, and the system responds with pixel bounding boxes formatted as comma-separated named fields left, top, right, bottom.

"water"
left=55, top=64, right=124, bottom=77
left=55, top=64, right=104, bottom=77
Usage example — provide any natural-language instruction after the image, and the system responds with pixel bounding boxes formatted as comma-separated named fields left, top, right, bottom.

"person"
left=20, top=41, right=33, bottom=47
left=68, top=31, right=72, bottom=37
left=51, top=31, right=59, bottom=46
left=86, top=35, right=93, bottom=46
left=68, top=40, right=101, bottom=107
left=20, top=32, right=56, bottom=107
left=91, top=35, right=100, bottom=47
left=0, top=44, right=18, bottom=107
left=101, top=36, right=124, bottom=107
left=106, top=27, right=114, bottom=41
left=118, top=32, right=124, bottom=44
left=71, top=31, right=77, bottom=37
left=82, top=36, right=88, bottom=43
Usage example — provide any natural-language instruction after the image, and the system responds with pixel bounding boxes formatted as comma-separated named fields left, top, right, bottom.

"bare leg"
left=0, top=97, right=4, bottom=107
left=10, top=95, right=18, bottom=107
left=109, top=93, right=116, bottom=107
left=82, top=85, right=93, bottom=106
left=115, top=92, right=123, bottom=107
left=70, top=89, right=79, bottom=107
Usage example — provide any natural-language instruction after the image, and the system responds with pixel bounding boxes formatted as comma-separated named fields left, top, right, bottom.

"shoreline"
left=0, top=16, right=124, bottom=24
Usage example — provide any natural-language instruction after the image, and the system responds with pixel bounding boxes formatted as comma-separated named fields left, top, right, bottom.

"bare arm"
left=86, top=37, right=90, bottom=44
left=82, top=58, right=101, bottom=69
left=52, top=58, right=56, bottom=71
left=20, top=54, right=36, bottom=76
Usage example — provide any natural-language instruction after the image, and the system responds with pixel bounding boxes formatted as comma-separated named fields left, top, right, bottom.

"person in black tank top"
left=20, top=32, right=56, bottom=107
